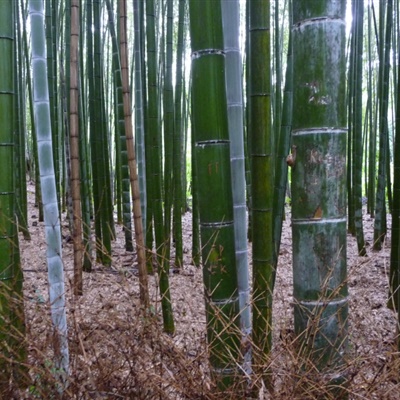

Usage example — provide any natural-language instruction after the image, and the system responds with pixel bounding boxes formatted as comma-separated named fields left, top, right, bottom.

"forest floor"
left=14, top=180, right=400, bottom=399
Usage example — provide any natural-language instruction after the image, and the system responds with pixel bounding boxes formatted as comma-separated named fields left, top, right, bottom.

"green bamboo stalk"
left=163, top=0, right=174, bottom=272
left=367, top=2, right=377, bottom=216
left=15, top=0, right=31, bottom=241
left=45, top=0, right=61, bottom=218
left=145, top=0, right=174, bottom=333
left=389, top=28, right=400, bottom=313
left=172, top=0, right=185, bottom=269
left=374, top=0, right=392, bottom=250
left=0, top=0, right=27, bottom=387
left=64, top=0, right=75, bottom=235
left=133, top=0, right=147, bottom=236
left=292, top=1, right=348, bottom=394
left=351, top=0, right=367, bottom=256
left=22, top=0, right=43, bottom=222
left=188, top=0, right=241, bottom=392
left=105, top=0, right=133, bottom=252
left=98, top=0, right=115, bottom=248
left=29, top=0, right=69, bottom=381
left=273, top=13, right=292, bottom=278
left=86, top=0, right=102, bottom=263
left=191, top=117, right=200, bottom=268
left=244, top=0, right=252, bottom=244
left=90, top=0, right=113, bottom=265
left=274, top=0, right=282, bottom=147
left=79, top=0, right=92, bottom=273
left=145, top=0, right=164, bottom=256
left=347, top=5, right=355, bottom=236
left=111, top=2, right=122, bottom=226
left=249, top=0, right=274, bottom=385
left=144, top=0, right=155, bottom=274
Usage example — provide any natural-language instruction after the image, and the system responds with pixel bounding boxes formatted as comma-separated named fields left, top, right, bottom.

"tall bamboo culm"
left=0, top=0, right=27, bottom=388
left=291, top=1, right=348, bottom=395
left=249, top=0, right=274, bottom=387
left=69, top=0, right=84, bottom=295
left=188, top=0, right=242, bottom=393
left=29, top=0, right=70, bottom=382
left=221, top=0, right=251, bottom=370
left=119, top=0, right=149, bottom=308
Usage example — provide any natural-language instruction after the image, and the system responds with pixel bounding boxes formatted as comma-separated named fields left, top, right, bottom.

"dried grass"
left=0, top=185, right=398, bottom=399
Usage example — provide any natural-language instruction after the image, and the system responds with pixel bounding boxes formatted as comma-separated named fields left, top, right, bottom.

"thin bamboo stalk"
left=119, top=0, right=149, bottom=307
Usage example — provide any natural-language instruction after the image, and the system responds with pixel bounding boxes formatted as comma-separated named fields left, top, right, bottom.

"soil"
left=18, top=180, right=399, bottom=399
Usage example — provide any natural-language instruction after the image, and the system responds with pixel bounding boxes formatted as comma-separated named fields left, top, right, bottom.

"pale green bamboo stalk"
left=29, top=0, right=69, bottom=380
left=221, top=0, right=251, bottom=367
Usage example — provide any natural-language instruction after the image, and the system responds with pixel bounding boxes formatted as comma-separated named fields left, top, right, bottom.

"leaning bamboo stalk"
left=119, top=0, right=149, bottom=307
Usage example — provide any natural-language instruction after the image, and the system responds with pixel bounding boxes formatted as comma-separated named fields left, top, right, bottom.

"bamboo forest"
left=1, top=0, right=400, bottom=398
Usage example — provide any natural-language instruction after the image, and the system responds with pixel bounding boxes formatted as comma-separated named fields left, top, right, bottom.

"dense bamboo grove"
left=0, top=0, right=399, bottom=396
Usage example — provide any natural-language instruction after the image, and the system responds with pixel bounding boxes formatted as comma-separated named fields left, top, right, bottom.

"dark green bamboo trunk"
left=45, top=0, right=61, bottom=217
left=89, top=0, right=113, bottom=265
left=292, top=1, right=349, bottom=395
left=172, top=0, right=185, bottom=269
left=350, top=0, right=366, bottom=256
left=0, top=0, right=27, bottom=387
left=389, top=32, right=400, bottom=313
left=249, top=0, right=274, bottom=385
left=105, top=0, right=133, bottom=252
left=188, top=0, right=242, bottom=393
left=133, top=0, right=147, bottom=235
left=78, top=0, right=92, bottom=272
left=87, top=0, right=102, bottom=264
left=374, top=0, right=392, bottom=250
left=273, top=18, right=293, bottom=276
left=163, top=0, right=174, bottom=272
left=15, top=0, right=30, bottom=241
left=145, top=0, right=174, bottom=333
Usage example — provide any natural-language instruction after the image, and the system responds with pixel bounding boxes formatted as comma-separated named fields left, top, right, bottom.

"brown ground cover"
left=14, top=181, right=400, bottom=399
